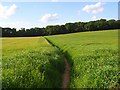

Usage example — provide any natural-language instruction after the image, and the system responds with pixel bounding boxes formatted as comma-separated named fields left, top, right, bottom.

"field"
left=46, top=30, right=119, bottom=88
left=2, top=37, right=64, bottom=88
left=2, top=30, right=119, bottom=88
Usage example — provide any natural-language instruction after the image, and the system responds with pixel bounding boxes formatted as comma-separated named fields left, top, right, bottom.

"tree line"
left=1, top=19, right=120, bottom=37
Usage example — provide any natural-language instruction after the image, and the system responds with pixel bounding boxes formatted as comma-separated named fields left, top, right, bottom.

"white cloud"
left=91, top=16, right=97, bottom=20
left=82, top=2, right=105, bottom=14
left=0, top=4, right=17, bottom=19
left=51, top=0, right=58, bottom=2
left=91, top=16, right=108, bottom=21
left=40, top=13, right=59, bottom=23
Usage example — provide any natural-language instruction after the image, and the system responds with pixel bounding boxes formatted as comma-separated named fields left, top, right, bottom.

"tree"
left=17, top=28, right=26, bottom=36
left=1, top=19, right=119, bottom=37
left=108, top=19, right=117, bottom=29
left=116, top=20, right=120, bottom=29
left=2, top=28, right=16, bottom=37
left=65, top=23, right=76, bottom=33
left=84, top=21, right=97, bottom=31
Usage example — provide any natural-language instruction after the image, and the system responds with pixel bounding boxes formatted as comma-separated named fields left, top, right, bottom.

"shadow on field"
left=37, top=49, right=65, bottom=88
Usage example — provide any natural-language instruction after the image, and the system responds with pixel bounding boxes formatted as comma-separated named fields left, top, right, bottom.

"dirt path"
left=43, top=37, right=70, bottom=88
left=61, top=57, right=70, bottom=88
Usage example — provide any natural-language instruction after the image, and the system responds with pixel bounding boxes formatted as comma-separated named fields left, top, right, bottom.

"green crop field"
left=2, top=30, right=119, bottom=89
left=2, top=37, right=64, bottom=88
left=46, top=30, right=119, bottom=88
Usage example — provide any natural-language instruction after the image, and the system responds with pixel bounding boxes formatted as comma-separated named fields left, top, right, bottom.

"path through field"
left=61, top=57, right=70, bottom=88
left=44, top=37, right=70, bottom=88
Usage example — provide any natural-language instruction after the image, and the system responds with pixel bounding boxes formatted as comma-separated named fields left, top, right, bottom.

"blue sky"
left=0, top=2, right=118, bottom=30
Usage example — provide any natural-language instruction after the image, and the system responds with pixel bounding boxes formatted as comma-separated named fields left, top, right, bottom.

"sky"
left=0, top=1, right=119, bottom=30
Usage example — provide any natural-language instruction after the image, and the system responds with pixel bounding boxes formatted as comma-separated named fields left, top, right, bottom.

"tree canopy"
left=1, top=19, right=120, bottom=37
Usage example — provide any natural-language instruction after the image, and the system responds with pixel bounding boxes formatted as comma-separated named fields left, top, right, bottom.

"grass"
left=2, top=37, right=64, bottom=88
left=46, top=30, right=119, bottom=88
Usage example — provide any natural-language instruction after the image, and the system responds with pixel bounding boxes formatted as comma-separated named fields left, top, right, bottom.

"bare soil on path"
left=61, top=57, right=70, bottom=88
